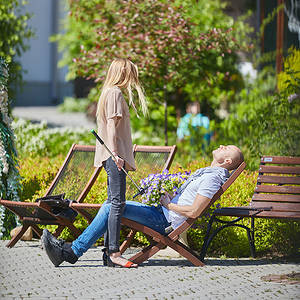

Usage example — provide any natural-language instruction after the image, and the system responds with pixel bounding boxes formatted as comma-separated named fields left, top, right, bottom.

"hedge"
left=18, top=155, right=300, bottom=257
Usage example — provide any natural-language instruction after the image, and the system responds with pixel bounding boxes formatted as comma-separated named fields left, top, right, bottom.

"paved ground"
left=12, top=106, right=95, bottom=129
left=0, top=240, right=299, bottom=300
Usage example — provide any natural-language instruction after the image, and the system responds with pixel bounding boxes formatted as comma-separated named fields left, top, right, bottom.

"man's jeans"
left=71, top=201, right=170, bottom=257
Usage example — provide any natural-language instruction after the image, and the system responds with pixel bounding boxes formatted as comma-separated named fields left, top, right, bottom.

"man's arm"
left=160, top=193, right=210, bottom=219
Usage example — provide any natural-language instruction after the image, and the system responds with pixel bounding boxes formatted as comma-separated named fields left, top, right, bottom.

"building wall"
left=14, top=0, right=73, bottom=106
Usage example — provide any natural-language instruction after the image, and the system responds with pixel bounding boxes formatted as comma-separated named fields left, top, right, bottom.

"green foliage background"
left=53, top=0, right=252, bottom=145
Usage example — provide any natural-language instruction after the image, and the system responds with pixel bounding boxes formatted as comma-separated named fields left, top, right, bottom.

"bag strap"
left=35, top=193, right=65, bottom=202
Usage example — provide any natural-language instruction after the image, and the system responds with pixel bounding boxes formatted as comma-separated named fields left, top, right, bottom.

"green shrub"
left=0, top=58, right=22, bottom=239
left=19, top=155, right=64, bottom=200
left=58, top=96, right=90, bottom=113
left=12, top=118, right=95, bottom=159
left=19, top=153, right=300, bottom=257
left=214, top=49, right=300, bottom=170
left=277, top=47, right=300, bottom=94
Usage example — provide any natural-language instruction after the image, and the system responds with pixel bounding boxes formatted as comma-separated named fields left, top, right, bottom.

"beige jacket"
left=94, top=86, right=136, bottom=171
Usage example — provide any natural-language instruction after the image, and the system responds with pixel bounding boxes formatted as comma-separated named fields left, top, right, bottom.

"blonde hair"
left=96, top=58, right=148, bottom=122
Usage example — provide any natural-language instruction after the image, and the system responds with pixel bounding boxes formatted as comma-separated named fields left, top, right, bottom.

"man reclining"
left=42, top=145, right=244, bottom=268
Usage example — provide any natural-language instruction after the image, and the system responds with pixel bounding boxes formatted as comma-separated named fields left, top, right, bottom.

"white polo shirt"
left=162, top=167, right=229, bottom=229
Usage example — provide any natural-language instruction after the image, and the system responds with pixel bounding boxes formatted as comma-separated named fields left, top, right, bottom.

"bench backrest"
left=251, top=156, right=300, bottom=219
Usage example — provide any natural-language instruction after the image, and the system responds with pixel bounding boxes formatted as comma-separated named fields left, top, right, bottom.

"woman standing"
left=94, top=58, right=148, bottom=267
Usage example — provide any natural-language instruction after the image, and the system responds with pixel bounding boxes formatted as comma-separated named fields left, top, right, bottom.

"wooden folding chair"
left=0, top=144, right=101, bottom=247
left=121, top=161, right=246, bottom=266
left=70, top=144, right=177, bottom=240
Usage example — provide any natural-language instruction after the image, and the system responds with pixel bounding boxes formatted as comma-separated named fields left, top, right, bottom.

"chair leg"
left=120, top=229, right=137, bottom=254
left=67, top=224, right=82, bottom=238
left=130, top=238, right=204, bottom=267
left=31, top=225, right=43, bottom=238
left=199, top=215, right=216, bottom=261
left=249, top=217, right=256, bottom=257
left=129, top=242, right=165, bottom=264
left=200, top=215, right=253, bottom=261
left=53, top=225, right=64, bottom=238
left=6, top=224, right=30, bottom=248
left=169, top=240, right=204, bottom=267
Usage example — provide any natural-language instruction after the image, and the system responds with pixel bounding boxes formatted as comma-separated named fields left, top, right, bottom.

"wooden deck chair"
left=0, top=144, right=101, bottom=248
left=199, top=155, right=300, bottom=260
left=122, top=161, right=246, bottom=266
left=70, top=144, right=177, bottom=243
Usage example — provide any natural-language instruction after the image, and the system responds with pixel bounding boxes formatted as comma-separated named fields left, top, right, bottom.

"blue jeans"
left=71, top=201, right=170, bottom=257
left=103, top=157, right=126, bottom=253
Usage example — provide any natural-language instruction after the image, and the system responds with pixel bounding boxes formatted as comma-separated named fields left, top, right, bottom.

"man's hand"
left=160, top=192, right=172, bottom=209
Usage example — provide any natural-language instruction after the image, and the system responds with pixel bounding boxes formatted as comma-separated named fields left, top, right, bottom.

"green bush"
left=12, top=118, right=95, bottom=158
left=18, top=154, right=300, bottom=256
left=0, top=58, right=22, bottom=238
left=19, top=155, right=64, bottom=200
left=213, top=47, right=300, bottom=170
left=58, top=96, right=90, bottom=113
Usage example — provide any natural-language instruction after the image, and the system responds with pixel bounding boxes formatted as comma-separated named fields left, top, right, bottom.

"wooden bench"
left=200, top=155, right=300, bottom=260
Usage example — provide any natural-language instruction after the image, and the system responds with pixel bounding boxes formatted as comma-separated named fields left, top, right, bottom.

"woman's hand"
left=112, top=153, right=124, bottom=171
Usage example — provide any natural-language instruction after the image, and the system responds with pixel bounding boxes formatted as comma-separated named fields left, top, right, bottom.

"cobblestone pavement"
left=0, top=240, right=299, bottom=300
left=12, top=106, right=95, bottom=129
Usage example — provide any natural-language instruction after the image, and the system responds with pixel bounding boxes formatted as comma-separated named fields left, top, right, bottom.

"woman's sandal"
left=107, top=255, right=138, bottom=268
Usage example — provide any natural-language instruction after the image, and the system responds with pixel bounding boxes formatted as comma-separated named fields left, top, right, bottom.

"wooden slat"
left=71, top=203, right=101, bottom=209
left=164, top=145, right=177, bottom=170
left=77, top=167, right=102, bottom=203
left=134, top=145, right=176, bottom=153
left=222, top=162, right=246, bottom=191
left=214, top=207, right=300, bottom=219
left=73, top=144, right=96, bottom=152
left=251, top=210, right=300, bottom=219
left=257, top=175, right=300, bottom=185
left=255, top=185, right=300, bottom=194
left=261, top=156, right=300, bottom=164
left=259, top=165, right=300, bottom=175
left=252, top=201, right=300, bottom=212
left=252, top=194, right=300, bottom=202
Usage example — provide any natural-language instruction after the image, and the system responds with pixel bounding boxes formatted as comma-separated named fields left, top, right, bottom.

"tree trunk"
left=164, top=99, right=168, bottom=146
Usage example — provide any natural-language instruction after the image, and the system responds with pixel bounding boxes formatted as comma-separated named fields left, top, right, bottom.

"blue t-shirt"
left=163, top=167, right=229, bottom=229
left=177, top=113, right=210, bottom=141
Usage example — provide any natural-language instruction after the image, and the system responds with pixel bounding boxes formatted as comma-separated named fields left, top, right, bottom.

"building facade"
left=14, top=0, right=73, bottom=106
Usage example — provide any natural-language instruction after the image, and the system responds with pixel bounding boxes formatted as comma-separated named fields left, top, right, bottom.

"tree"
left=54, top=0, right=251, bottom=144
left=0, top=0, right=34, bottom=95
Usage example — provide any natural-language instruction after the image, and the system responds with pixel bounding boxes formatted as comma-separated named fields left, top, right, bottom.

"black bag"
left=35, top=193, right=78, bottom=221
